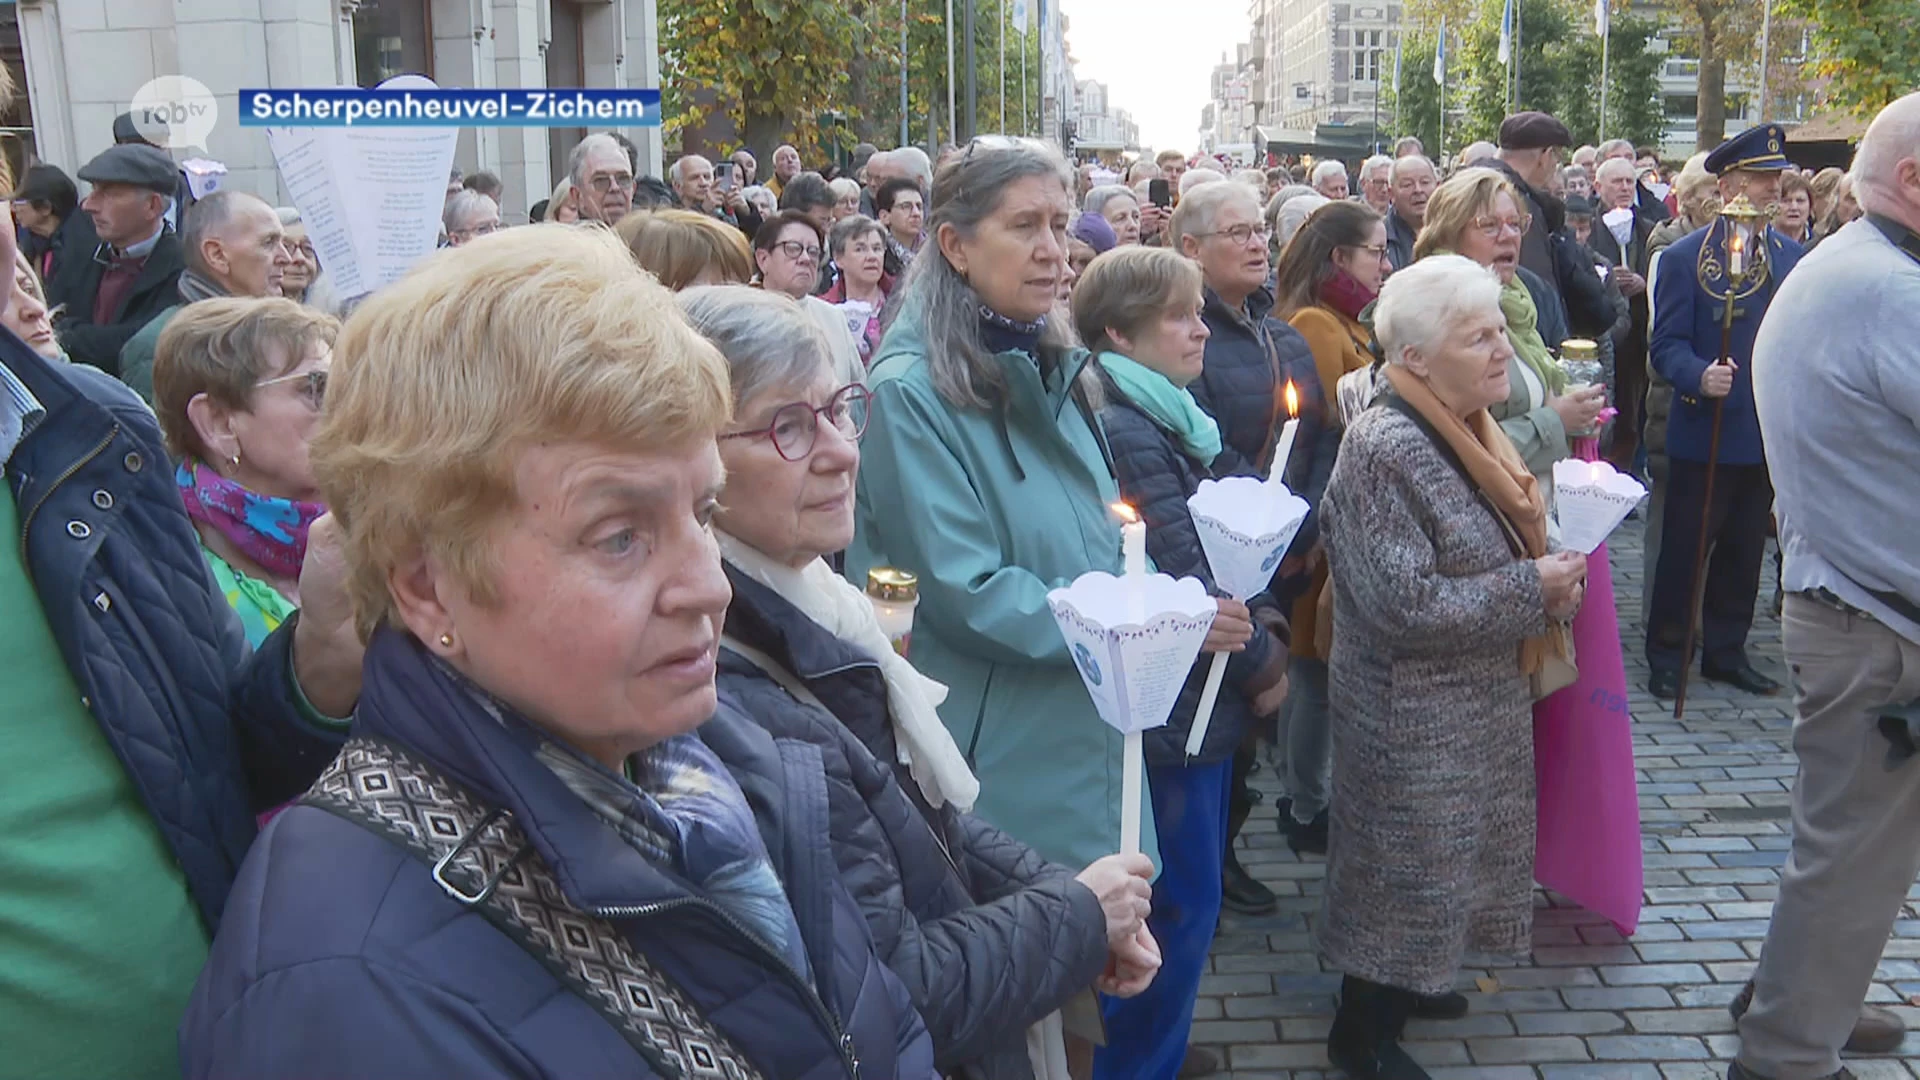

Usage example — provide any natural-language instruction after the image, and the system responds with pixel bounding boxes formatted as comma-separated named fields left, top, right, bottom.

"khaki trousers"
left=1739, top=596, right=1920, bottom=1078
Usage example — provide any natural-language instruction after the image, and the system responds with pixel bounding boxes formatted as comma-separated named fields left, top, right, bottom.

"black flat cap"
left=77, top=144, right=178, bottom=195
left=1498, top=111, right=1573, bottom=151
left=112, top=111, right=150, bottom=145
left=1563, top=194, right=1597, bottom=217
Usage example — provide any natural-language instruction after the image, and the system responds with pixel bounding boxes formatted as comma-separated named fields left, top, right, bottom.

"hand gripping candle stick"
left=1047, top=504, right=1217, bottom=855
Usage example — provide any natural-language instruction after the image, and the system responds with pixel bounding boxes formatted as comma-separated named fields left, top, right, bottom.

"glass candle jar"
left=866, top=568, right=919, bottom=658
left=1559, top=338, right=1604, bottom=438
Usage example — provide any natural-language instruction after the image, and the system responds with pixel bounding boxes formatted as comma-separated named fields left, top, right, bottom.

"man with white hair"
left=1589, top=156, right=1653, bottom=467
left=1311, top=160, right=1349, bottom=200
left=1392, top=135, right=1424, bottom=159
left=565, top=134, right=636, bottom=224
left=1458, top=140, right=1498, bottom=167
left=442, top=189, right=500, bottom=247
left=1357, top=155, right=1393, bottom=214
left=768, top=144, right=802, bottom=198
left=669, top=153, right=718, bottom=213
left=1731, top=92, right=1920, bottom=1080
left=1384, top=155, right=1436, bottom=270
left=1180, top=167, right=1225, bottom=196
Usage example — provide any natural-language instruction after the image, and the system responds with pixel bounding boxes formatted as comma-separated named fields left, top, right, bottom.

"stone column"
left=489, top=0, right=548, bottom=220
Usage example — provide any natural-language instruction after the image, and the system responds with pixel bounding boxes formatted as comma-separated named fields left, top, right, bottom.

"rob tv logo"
left=130, top=76, right=219, bottom=152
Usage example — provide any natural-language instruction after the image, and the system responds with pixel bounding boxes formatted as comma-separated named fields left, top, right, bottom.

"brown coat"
left=1286, top=304, right=1374, bottom=659
left=1316, top=404, right=1548, bottom=994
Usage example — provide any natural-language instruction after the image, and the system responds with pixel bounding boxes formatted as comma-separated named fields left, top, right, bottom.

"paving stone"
left=1633, top=941, right=1749, bottom=963
left=1600, top=963, right=1712, bottom=985
left=1562, top=987, right=1680, bottom=1010
left=1542, top=1066, right=1665, bottom=1080
left=1625, top=1009, right=1737, bottom=1035
left=1515, top=1011, right=1632, bottom=1035
left=1467, top=1035, right=1593, bottom=1064
left=1588, top=1035, right=1711, bottom=1060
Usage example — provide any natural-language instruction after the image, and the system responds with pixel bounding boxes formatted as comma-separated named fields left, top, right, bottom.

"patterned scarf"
left=175, top=459, right=326, bottom=580
left=978, top=305, right=1047, bottom=356
left=439, top=656, right=814, bottom=982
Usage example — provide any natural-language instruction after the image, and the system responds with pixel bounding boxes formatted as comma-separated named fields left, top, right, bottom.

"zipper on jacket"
left=18, top=425, right=118, bottom=559
left=591, top=895, right=861, bottom=1078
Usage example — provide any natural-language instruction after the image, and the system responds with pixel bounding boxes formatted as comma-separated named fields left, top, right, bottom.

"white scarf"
left=716, top=530, right=980, bottom=812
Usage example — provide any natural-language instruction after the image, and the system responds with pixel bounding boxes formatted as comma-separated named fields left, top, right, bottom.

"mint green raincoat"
left=848, top=305, right=1158, bottom=872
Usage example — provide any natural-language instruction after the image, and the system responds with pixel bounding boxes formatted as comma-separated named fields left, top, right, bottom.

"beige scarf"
left=715, top=530, right=980, bottom=812
left=1383, top=365, right=1566, bottom=678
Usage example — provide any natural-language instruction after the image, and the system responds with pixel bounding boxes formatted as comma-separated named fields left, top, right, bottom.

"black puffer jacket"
left=1096, top=365, right=1288, bottom=765
left=708, top=565, right=1110, bottom=1080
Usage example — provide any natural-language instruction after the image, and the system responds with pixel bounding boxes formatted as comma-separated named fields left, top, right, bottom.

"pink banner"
left=1532, top=437, right=1644, bottom=934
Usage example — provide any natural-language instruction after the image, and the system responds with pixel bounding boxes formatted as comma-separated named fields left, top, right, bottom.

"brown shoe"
left=1730, top=980, right=1906, bottom=1054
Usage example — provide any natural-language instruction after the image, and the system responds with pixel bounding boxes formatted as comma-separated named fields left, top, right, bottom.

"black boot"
left=1327, top=976, right=1432, bottom=1080
left=1220, top=846, right=1277, bottom=915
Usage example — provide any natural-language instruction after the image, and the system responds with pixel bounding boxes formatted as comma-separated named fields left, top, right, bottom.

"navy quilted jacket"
left=3, top=335, right=345, bottom=931
left=1187, top=286, right=1340, bottom=591
left=1095, top=368, right=1285, bottom=766
left=709, top=566, right=1110, bottom=1080
left=184, top=629, right=936, bottom=1080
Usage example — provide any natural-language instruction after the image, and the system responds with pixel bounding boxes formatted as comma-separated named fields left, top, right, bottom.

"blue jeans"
left=1094, top=758, right=1231, bottom=1080
left=1280, top=656, right=1331, bottom=822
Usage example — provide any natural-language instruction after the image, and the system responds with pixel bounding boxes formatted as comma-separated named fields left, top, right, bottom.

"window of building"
left=547, top=0, right=589, bottom=188
left=352, top=0, right=432, bottom=87
left=0, top=4, right=36, bottom=183
left=1353, top=30, right=1383, bottom=83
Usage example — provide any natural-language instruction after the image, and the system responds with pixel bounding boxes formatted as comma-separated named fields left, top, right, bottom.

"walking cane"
left=1673, top=196, right=1767, bottom=719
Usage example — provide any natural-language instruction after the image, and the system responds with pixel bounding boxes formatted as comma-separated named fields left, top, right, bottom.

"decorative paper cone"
left=1047, top=571, right=1218, bottom=735
left=1187, top=476, right=1312, bottom=600
left=1553, top=458, right=1648, bottom=555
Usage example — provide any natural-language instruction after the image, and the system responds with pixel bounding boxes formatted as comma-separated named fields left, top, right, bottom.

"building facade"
left=12, top=0, right=663, bottom=223
left=1270, top=0, right=1400, bottom=131
left=1073, top=77, right=1137, bottom=158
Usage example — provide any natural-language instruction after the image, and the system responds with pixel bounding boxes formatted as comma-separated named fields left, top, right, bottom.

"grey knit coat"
left=1315, top=404, right=1549, bottom=995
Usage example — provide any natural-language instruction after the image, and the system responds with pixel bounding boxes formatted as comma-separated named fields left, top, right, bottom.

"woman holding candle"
left=1263, top=200, right=1393, bottom=856
left=1318, top=255, right=1586, bottom=1078
left=1415, top=168, right=1607, bottom=500
left=1075, top=246, right=1291, bottom=1079
left=680, top=284, right=1159, bottom=1080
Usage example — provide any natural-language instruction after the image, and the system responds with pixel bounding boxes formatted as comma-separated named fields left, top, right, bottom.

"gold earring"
left=438, top=632, right=454, bottom=648
left=229, top=453, right=241, bottom=468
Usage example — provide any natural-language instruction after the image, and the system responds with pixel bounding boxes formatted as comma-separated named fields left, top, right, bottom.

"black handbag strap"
left=300, top=737, right=762, bottom=1080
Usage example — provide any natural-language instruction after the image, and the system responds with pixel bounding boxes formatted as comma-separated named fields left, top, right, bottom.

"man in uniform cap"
left=45, top=144, right=184, bottom=375
left=1643, top=124, right=1801, bottom=702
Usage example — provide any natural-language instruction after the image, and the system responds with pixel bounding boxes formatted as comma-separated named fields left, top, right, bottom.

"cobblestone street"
left=1197, top=517, right=1920, bottom=1078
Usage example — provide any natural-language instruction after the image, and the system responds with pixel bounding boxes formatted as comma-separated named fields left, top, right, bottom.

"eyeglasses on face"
left=255, top=368, right=328, bottom=410
left=589, top=172, right=637, bottom=194
left=720, top=383, right=871, bottom=461
left=1348, top=242, right=1391, bottom=261
left=774, top=239, right=824, bottom=263
left=1197, top=223, right=1272, bottom=247
left=1472, top=213, right=1533, bottom=238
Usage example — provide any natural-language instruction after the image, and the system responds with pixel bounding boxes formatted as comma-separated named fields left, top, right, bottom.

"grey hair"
left=668, top=154, right=709, bottom=184
left=1311, top=160, right=1348, bottom=188
left=1597, top=138, right=1635, bottom=160
left=1084, top=183, right=1137, bottom=218
left=182, top=190, right=271, bottom=275
left=442, top=189, right=497, bottom=233
left=1595, top=156, right=1637, bottom=184
left=1374, top=254, right=1503, bottom=367
left=1231, top=168, right=1268, bottom=191
left=1171, top=179, right=1260, bottom=250
left=894, top=136, right=1078, bottom=410
left=828, top=213, right=885, bottom=257
left=1560, top=163, right=1590, bottom=185
left=1360, top=154, right=1394, bottom=180
left=275, top=206, right=302, bottom=227
left=1180, top=168, right=1225, bottom=195
left=828, top=176, right=861, bottom=202
left=1853, top=91, right=1920, bottom=215
left=568, top=133, right=625, bottom=187
left=1275, top=192, right=1330, bottom=247
left=1264, top=183, right=1319, bottom=236
left=1389, top=154, right=1436, bottom=185
left=894, top=146, right=934, bottom=188
left=676, top=285, right=834, bottom=411
left=742, top=184, right=778, bottom=217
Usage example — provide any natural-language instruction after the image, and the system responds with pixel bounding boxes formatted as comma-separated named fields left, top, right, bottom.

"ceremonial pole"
left=999, top=0, right=1006, bottom=133
left=1674, top=196, right=1767, bottom=719
left=947, top=0, right=957, bottom=145
left=900, top=0, right=911, bottom=147
left=1597, top=0, right=1611, bottom=141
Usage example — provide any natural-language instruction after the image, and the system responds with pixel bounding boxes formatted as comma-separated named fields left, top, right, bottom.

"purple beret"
left=1070, top=212, right=1118, bottom=253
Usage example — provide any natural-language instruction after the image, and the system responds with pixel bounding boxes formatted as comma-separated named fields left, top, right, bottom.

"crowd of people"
left=4, top=40, right=1918, bottom=1080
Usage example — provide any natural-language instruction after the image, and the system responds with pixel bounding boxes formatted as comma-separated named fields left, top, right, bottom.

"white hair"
left=668, top=154, right=708, bottom=183
left=1374, top=254, right=1504, bottom=367
left=1597, top=138, right=1635, bottom=160
left=1084, top=183, right=1138, bottom=218
left=1180, top=168, right=1226, bottom=195
left=677, top=285, right=832, bottom=410
left=1853, top=91, right=1920, bottom=215
left=828, top=176, right=861, bottom=201
left=895, top=146, right=934, bottom=187
left=1275, top=192, right=1330, bottom=247
left=1311, top=160, right=1348, bottom=188
left=1360, top=154, right=1394, bottom=181
left=1595, top=156, right=1637, bottom=183
left=1390, top=154, right=1436, bottom=185
left=568, top=133, right=626, bottom=187
left=442, top=189, right=497, bottom=232
left=1170, top=178, right=1259, bottom=249
left=1232, top=168, right=1268, bottom=190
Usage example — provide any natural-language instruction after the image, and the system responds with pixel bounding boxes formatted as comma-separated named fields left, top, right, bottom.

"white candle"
left=1729, top=229, right=1745, bottom=279
left=1269, top=380, right=1302, bottom=483
left=1122, top=730, right=1143, bottom=855
left=1113, top=502, right=1148, bottom=855
left=1185, top=653, right=1231, bottom=758
left=1122, top=518, right=1147, bottom=578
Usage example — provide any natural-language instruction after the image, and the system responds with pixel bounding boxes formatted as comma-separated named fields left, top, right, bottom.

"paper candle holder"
left=1188, top=476, right=1312, bottom=601
left=1047, top=571, right=1218, bottom=736
left=1553, top=458, right=1649, bottom=555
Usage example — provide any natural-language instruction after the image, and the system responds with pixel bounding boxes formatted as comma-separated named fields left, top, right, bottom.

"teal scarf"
left=1098, top=351, right=1223, bottom=464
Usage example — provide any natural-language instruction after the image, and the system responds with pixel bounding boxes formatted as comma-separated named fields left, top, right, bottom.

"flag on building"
left=1594, top=0, right=1609, bottom=36
left=1498, top=0, right=1515, bottom=64
left=1433, top=18, right=1447, bottom=87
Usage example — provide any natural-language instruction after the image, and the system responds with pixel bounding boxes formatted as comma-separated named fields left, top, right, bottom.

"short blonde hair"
left=309, top=224, right=731, bottom=639
left=613, top=208, right=754, bottom=289
left=829, top=176, right=861, bottom=203
left=1414, top=167, right=1522, bottom=260
left=1071, top=246, right=1203, bottom=355
left=152, top=296, right=342, bottom=462
left=542, top=179, right=575, bottom=221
